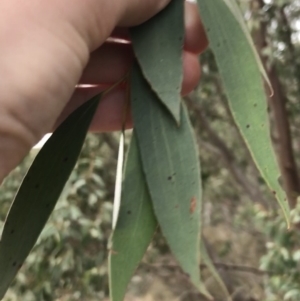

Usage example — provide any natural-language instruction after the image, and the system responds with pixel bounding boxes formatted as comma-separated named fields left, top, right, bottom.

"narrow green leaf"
left=109, top=133, right=157, bottom=301
left=0, top=94, right=102, bottom=299
left=201, top=241, right=232, bottom=301
left=222, top=0, right=272, bottom=92
left=197, top=0, right=290, bottom=223
left=131, top=62, right=202, bottom=288
left=130, top=0, right=184, bottom=124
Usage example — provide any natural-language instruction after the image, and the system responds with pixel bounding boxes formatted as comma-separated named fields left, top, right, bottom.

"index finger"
left=109, top=1, right=208, bottom=54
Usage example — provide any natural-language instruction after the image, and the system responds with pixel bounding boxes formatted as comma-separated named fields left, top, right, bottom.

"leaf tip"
left=166, top=103, right=181, bottom=126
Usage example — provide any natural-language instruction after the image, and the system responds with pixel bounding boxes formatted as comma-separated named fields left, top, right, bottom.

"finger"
left=182, top=51, right=201, bottom=96
left=79, top=43, right=200, bottom=90
left=184, top=0, right=208, bottom=54
left=58, top=52, right=200, bottom=131
left=91, top=88, right=133, bottom=132
left=55, top=87, right=132, bottom=132
left=112, top=1, right=208, bottom=54
left=85, top=51, right=200, bottom=130
left=79, top=43, right=133, bottom=85
left=79, top=43, right=200, bottom=94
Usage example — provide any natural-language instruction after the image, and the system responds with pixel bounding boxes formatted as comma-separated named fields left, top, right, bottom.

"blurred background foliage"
left=1, top=0, right=300, bottom=300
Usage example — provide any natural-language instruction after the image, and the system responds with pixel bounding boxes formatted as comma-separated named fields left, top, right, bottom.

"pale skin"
left=0, top=0, right=208, bottom=183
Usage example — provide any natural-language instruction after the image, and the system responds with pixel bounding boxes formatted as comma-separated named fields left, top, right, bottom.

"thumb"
left=0, top=0, right=172, bottom=182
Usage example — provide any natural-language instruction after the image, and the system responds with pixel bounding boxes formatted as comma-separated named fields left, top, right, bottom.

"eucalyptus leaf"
left=197, top=0, right=290, bottom=223
left=201, top=241, right=232, bottom=301
left=0, top=94, right=102, bottom=299
left=109, top=133, right=157, bottom=301
left=130, top=0, right=184, bottom=124
left=131, top=62, right=202, bottom=288
left=222, top=0, right=272, bottom=92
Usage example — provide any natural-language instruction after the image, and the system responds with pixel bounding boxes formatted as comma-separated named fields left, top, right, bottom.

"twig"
left=140, top=262, right=273, bottom=277
left=201, top=262, right=272, bottom=276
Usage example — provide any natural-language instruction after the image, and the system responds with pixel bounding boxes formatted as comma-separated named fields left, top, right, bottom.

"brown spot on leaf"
left=190, top=197, right=197, bottom=214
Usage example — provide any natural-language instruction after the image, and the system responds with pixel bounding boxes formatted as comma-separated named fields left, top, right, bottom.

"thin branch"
left=201, top=262, right=272, bottom=276
left=140, top=262, right=273, bottom=277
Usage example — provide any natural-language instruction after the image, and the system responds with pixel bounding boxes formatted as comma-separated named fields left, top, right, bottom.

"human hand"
left=0, top=0, right=208, bottom=182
